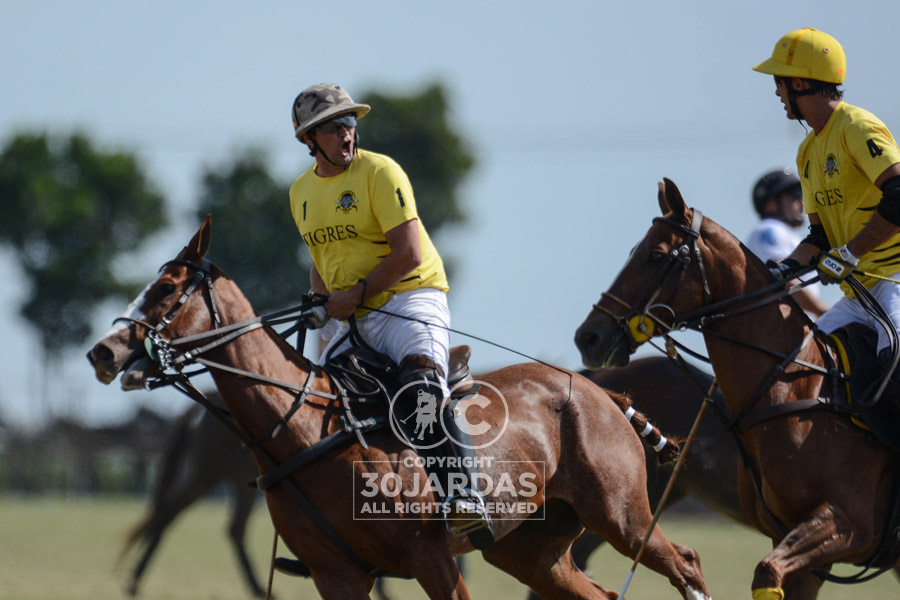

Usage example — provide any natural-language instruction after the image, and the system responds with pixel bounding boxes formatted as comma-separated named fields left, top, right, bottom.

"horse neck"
left=203, top=277, right=328, bottom=447
left=701, top=234, right=822, bottom=410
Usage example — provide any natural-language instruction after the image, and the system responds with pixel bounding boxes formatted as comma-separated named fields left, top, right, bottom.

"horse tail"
left=607, top=391, right=681, bottom=464
left=117, top=405, right=200, bottom=565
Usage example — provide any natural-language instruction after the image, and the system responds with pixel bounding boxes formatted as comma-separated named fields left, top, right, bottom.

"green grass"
left=0, top=497, right=896, bottom=599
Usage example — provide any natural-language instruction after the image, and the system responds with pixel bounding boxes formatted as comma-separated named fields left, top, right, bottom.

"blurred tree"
left=195, top=149, right=307, bottom=314
left=0, top=132, right=167, bottom=356
left=196, top=82, right=475, bottom=314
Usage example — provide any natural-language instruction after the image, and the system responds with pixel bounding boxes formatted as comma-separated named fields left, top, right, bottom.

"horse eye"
left=160, top=283, right=177, bottom=296
left=648, top=250, right=666, bottom=262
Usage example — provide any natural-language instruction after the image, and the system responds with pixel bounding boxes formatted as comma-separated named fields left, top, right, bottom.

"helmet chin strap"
left=308, top=131, right=360, bottom=171
left=784, top=78, right=814, bottom=132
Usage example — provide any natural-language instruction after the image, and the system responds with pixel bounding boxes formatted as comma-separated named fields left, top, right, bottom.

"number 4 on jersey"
left=868, top=139, right=884, bottom=158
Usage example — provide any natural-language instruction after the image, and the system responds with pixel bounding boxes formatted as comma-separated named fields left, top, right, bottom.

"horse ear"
left=657, top=181, right=668, bottom=215
left=660, top=178, right=689, bottom=224
left=184, top=214, right=213, bottom=260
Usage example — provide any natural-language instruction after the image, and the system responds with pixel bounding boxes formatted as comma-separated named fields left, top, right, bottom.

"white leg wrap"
left=624, top=406, right=636, bottom=421
left=640, top=422, right=653, bottom=437
left=652, top=435, right=667, bottom=453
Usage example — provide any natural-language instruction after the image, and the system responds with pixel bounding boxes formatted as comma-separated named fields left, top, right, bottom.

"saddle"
left=829, top=323, right=900, bottom=453
left=325, top=343, right=476, bottom=409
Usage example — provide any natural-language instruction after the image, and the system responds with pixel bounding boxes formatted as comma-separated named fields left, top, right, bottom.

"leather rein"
left=113, top=258, right=386, bottom=576
left=592, top=210, right=842, bottom=432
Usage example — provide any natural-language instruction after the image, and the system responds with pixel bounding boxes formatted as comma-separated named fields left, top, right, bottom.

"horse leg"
left=751, top=504, right=870, bottom=597
left=571, top=473, right=708, bottom=599
left=227, top=484, right=265, bottom=598
left=484, top=500, right=617, bottom=599
left=311, top=552, right=467, bottom=600
left=563, top=438, right=708, bottom=599
left=127, top=527, right=165, bottom=596
left=310, top=570, right=378, bottom=600
left=780, top=569, right=826, bottom=600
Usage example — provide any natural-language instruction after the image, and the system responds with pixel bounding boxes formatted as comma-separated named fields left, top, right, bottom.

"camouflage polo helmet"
left=753, top=28, right=846, bottom=84
left=292, top=83, right=370, bottom=141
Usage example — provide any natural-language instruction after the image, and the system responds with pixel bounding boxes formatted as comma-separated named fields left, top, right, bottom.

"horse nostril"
left=575, top=327, right=599, bottom=351
left=88, top=343, right=112, bottom=364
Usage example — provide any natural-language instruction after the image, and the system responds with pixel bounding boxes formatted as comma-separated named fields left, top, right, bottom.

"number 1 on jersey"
left=395, top=189, right=405, bottom=207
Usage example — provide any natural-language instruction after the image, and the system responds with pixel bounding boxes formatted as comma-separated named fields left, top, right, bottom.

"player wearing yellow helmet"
left=753, top=30, right=900, bottom=597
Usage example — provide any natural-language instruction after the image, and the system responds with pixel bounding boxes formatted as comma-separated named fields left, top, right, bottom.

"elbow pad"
left=802, top=223, right=830, bottom=251
left=876, top=175, right=900, bottom=226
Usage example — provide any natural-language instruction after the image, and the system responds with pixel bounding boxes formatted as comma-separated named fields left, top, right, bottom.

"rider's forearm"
left=785, top=242, right=822, bottom=268
left=846, top=211, right=900, bottom=259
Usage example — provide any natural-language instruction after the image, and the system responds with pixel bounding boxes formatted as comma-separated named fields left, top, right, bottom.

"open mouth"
left=120, top=357, right=160, bottom=390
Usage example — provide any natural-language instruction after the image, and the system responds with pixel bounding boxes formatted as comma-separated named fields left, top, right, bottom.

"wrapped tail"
left=608, top=391, right=680, bottom=463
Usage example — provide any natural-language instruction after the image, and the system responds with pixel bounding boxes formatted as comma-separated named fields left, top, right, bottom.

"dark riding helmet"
left=752, top=168, right=802, bottom=216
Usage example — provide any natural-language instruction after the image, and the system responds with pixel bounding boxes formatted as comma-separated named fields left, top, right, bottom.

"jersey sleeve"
left=797, top=136, right=818, bottom=216
left=843, top=115, right=900, bottom=184
left=370, top=160, right=419, bottom=233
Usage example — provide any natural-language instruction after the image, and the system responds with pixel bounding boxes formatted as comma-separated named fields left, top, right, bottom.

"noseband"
left=593, top=209, right=710, bottom=351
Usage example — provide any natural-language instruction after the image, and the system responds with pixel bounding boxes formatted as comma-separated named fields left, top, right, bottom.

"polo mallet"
left=619, top=378, right=718, bottom=599
left=266, top=531, right=278, bottom=600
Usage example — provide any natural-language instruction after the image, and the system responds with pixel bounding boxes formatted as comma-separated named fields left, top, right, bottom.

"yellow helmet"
left=753, top=28, right=846, bottom=84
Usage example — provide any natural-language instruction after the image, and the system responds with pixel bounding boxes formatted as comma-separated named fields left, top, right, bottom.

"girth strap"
left=256, top=416, right=385, bottom=491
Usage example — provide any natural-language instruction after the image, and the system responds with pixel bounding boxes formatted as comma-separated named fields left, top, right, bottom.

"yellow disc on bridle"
left=627, top=314, right=655, bottom=344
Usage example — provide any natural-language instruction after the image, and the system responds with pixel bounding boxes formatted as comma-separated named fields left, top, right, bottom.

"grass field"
left=0, top=496, right=896, bottom=599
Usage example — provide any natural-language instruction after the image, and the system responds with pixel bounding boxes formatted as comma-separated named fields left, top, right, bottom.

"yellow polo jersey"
left=290, top=149, right=449, bottom=315
left=798, top=102, right=900, bottom=294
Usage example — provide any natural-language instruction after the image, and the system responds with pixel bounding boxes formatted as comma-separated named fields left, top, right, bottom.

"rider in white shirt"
left=745, top=168, right=829, bottom=319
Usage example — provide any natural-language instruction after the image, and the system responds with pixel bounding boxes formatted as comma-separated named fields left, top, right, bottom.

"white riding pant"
left=816, top=277, right=900, bottom=354
left=319, top=288, right=451, bottom=395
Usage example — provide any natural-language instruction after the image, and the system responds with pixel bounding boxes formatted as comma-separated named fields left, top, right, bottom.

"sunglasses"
left=314, top=114, right=357, bottom=135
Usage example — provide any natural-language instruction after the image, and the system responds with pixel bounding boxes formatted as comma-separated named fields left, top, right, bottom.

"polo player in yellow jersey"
left=753, top=27, right=900, bottom=600
left=287, top=83, right=492, bottom=549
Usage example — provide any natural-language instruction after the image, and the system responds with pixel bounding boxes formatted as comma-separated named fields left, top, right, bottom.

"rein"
left=119, top=258, right=386, bottom=577
left=603, top=209, right=900, bottom=584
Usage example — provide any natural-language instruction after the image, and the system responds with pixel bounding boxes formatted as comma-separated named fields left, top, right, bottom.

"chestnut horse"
left=575, top=178, right=898, bottom=599
left=87, top=216, right=709, bottom=600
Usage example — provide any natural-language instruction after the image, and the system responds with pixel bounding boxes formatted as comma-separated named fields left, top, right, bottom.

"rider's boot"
left=395, top=355, right=493, bottom=549
left=441, top=397, right=494, bottom=549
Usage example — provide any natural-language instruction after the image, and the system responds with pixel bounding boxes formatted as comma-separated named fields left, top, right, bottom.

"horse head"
left=575, top=178, right=758, bottom=370
left=87, top=215, right=238, bottom=389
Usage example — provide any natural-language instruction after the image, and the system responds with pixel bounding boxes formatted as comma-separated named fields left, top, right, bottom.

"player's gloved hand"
left=766, top=258, right=799, bottom=280
left=300, top=292, right=330, bottom=329
left=816, top=245, right=859, bottom=285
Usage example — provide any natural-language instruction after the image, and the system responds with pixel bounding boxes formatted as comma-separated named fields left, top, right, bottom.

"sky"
left=1, top=0, right=898, bottom=427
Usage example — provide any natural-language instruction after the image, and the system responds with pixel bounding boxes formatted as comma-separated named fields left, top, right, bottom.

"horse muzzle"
left=86, top=335, right=145, bottom=387
left=574, top=314, right=632, bottom=370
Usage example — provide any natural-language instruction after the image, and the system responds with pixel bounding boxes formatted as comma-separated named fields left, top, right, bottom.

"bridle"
left=111, top=257, right=392, bottom=577
left=112, top=258, right=331, bottom=417
left=593, top=209, right=710, bottom=353
left=113, top=258, right=222, bottom=368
